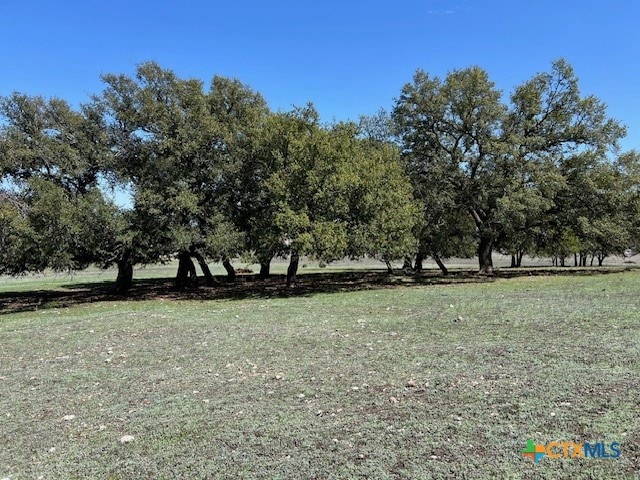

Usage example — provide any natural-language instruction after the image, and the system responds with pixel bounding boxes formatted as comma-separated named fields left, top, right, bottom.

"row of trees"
left=394, top=59, right=639, bottom=273
left=1, top=59, right=639, bottom=293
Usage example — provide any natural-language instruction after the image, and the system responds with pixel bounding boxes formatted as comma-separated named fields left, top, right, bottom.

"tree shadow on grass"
left=0, top=267, right=635, bottom=315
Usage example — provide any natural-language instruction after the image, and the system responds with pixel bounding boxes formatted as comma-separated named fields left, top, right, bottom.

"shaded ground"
left=1, top=266, right=636, bottom=315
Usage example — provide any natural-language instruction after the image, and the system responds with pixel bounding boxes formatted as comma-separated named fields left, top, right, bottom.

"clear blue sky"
left=2, top=0, right=639, bottom=151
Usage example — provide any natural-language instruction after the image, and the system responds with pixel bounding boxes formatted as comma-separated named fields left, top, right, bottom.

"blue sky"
left=2, top=0, right=639, bottom=151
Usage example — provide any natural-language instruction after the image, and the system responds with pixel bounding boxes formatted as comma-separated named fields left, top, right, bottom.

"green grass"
left=1, top=272, right=639, bottom=479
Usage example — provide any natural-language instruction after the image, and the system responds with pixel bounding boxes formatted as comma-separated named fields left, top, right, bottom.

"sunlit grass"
left=1, top=272, right=639, bottom=478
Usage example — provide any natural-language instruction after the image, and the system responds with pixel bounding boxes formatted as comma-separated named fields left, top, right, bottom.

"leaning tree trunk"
left=402, top=256, right=413, bottom=273
left=432, top=253, right=449, bottom=276
left=478, top=233, right=494, bottom=274
left=384, top=258, right=393, bottom=274
left=192, top=251, right=215, bottom=286
left=286, top=252, right=299, bottom=287
left=176, top=251, right=197, bottom=288
left=414, top=252, right=424, bottom=272
left=222, top=257, right=236, bottom=282
left=114, top=252, right=133, bottom=295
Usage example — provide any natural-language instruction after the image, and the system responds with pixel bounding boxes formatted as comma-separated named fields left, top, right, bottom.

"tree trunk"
left=384, top=259, right=393, bottom=274
left=192, top=251, right=215, bottom=286
left=478, top=233, right=494, bottom=274
left=511, top=254, right=517, bottom=268
left=176, top=251, right=197, bottom=288
left=516, top=250, right=524, bottom=268
left=222, top=257, right=236, bottom=282
left=286, top=252, right=299, bottom=287
left=402, top=255, right=413, bottom=274
left=432, top=253, right=449, bottom=276
left=259, top=262, right=271, bottom=279
left=560, top=256, right=566, bottom=267
left=414, top=252, right=424, bottom=272
left=574, top=253, right=578, bottom=267
left=114, top=253, right=133, bottom=294
left=597, top=254, right=605, bottom=267
left=258, top=255, right=272, bottom=279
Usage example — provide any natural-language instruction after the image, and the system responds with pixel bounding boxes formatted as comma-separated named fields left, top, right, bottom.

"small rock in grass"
left=120, top=435, right=135, bottom=444
left=63, top=415, right=76, bottom=421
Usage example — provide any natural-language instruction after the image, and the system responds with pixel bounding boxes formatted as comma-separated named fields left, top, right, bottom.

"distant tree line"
left=1, top=59, right=639, bottom=292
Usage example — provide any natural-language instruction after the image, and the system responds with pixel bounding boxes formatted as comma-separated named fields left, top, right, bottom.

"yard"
left=1, top=269, right=639, bottom=479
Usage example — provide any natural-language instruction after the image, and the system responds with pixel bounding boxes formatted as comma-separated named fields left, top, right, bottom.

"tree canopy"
left=1, top=59, right=638, bottom=292
left=393, top=59, right=629, bottom=273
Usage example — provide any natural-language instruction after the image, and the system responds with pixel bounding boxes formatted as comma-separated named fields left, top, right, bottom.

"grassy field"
left=1, top=269, right=639, bottom=479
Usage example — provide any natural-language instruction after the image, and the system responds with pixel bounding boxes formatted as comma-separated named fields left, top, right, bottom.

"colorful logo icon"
left=523, top=439, right=546, bottom=463
left=523, top=439, right=621, bottom=462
